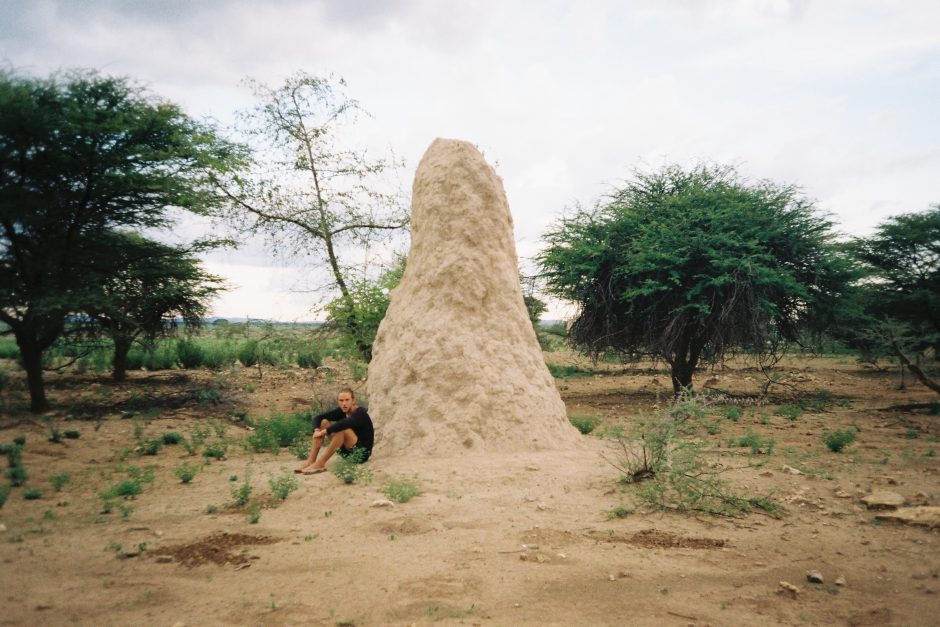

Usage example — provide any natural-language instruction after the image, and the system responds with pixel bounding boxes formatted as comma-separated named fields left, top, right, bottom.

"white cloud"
left=3, top=0, right=939, bottom=320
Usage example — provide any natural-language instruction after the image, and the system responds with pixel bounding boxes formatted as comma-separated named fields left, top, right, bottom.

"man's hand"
left=313, top=428, right=327, bottom=438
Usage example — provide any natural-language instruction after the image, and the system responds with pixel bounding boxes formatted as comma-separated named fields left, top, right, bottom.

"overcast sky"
left=3, top=0, right=939, bottom=320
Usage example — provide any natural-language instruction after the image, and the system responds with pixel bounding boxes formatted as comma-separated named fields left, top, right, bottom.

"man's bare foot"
left=301, top=466, right=327, bottom=475
left=294, top=462, right=314, bottom=474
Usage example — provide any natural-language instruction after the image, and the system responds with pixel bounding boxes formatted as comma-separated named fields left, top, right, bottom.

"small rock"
left=806, top=570, right=824, bottom=583
left=760, top=471, right=774, bottom=477
left=525, top=465, right=540, bottom=471
left=35, top=604, right=53, bottom=611
left=557, top=553, right=567, bottom=559
left=524, top=495, right=537, bottom=502
left=782, top=465, right=803, bottom=475
left=834, top=489, right=852, bottom=498
left=0, top=523, right=6, bottom=533
left=522, top=543, right=539, bottom=550
left=777, top=581, right=800, bottom=598
left=835, top=575, right=846, bottom=586
left=617, top=570, right=630, bottom=578
left=875, top=506, right=940, bottom=527
left=155, top=555, right=174, bottom=564
left=519, top=554, right=528, bottom=561
left=370, top=499, right=395, bottom=508
left=171, top=622, right=186, bottom=627
left=862, top=491, right=906, bottom=510
left=119, top=549, right=141, bottom=559
left=607, top=573, right=616, bottom=581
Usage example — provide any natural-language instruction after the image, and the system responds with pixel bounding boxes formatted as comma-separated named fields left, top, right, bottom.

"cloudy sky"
left=2, top=0, right=938, bottom=320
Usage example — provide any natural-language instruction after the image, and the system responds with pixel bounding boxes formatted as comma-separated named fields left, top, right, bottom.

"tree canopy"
left=539, top=164, right=853, bottom=394
left=214, top=71, right=408, bottom=358
left=848, top=205, right=940, bottom=394
left=85, top=232, right=225, bottom=381
left=0, top=69, right=241, bottom=411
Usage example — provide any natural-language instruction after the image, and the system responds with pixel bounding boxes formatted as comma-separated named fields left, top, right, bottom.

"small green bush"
left=288, top=433, right=311, bottom=460
left=162, top=431, right=184, bottom=445
left=174, top=462, right=200, bottom=484
left=0, top=484, right=10, bottom=508
left=3, top=443, right=23, bottom=467
left=331, top=447, right=372, bottom=484
left=23, top=487, right=42, bottom=500
left=569, top=414, right=600, bottom=434
left=7, top=465, right=28, bottom=486
left=49, top=472, right=70, bottom=491
left=721, top=407, right=742, bottom=422
left=202, top=441, right=228, bottom=460
left=382, top=478, right=421, bottom=503
left=775, top=404, right=802, bottom=421
left=103, top=479, right=143, bottom=499
left=247, top=502, right=261, bottom=524
left=196, top=388, right=222, bottom=405
left=735, top=429, right=775, bottom=455
left=176, top=339, right=206, bottom=369
left=141, top=438, right=163, bottom=455
left=13, top=435, right=26, bottom=446
left=605, top=506, right=631, bottom=519
left=232, top=476, right=252, bottom=506
left=269, top=473, right=299, bottom=500
left=547, top=364, right=594, bottom=379
left=823, top=429, right=857, bottom=452
left=296, top=347, right=322, bottom=368
left=246, top=411, right=310, bottom=453
left=64, top=429, right=80, bottom=439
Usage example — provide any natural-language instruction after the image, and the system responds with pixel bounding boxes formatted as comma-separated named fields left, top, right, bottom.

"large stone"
left=874, top=506, right=940, bottom=528
left=367, top=138, right=577, bottom=456
left=861, top=491, right=906, bottom=510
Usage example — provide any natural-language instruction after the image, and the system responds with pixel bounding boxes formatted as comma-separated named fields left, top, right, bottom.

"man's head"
left=337, top=387, right=356, bottom=413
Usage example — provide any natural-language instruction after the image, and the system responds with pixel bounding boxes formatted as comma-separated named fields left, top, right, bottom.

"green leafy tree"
left=851, top=205, right=940, bottom=394
left=0, top=70, right=242, bottom=411
left=215, top=72, right=408, bottom=358
left=539, top=164, right=852, bottom=395
left=324, top=255, right=406, bottom=360
left=86, top=232, right=226, bottom=381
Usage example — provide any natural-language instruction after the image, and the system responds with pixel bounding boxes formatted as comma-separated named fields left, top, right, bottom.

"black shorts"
left=337, top=444, right=371, bottom=464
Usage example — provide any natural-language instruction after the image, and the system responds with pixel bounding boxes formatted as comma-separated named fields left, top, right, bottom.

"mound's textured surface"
left=367, top=138, right=577, bottom=456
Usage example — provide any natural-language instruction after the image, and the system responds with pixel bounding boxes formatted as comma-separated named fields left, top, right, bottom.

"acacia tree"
left=539, top=164, right=853, bottom=395
left=215, top=72, right=408, bottom=357
left=851, top=205, right=940, bottom=394
left=0, top=70, right=242, bottom=411
left=85, top=232, right=225, bottom=382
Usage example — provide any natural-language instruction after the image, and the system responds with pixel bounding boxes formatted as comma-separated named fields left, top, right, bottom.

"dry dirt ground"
left=1, top=353, right=939, bottom=626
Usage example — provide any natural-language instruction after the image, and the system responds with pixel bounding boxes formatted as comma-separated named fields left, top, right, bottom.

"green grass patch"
left=547, top=364, right=594, bottom=379
left=568, top=414, right=600, bottom=434
left=382, top=478, right=421, bottom=503
left=823, top=429, right=857, bottom=452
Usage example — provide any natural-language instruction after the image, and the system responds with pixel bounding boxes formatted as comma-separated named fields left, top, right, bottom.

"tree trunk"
left=670, top=361, right=694, bottom=397
left=16, top=335, right=48, bottom=413
left=112, top=337, right=131, bottom=382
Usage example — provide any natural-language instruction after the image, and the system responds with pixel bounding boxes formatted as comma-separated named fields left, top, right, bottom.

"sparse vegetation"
left=382, top=478, right=421, bottom=503
left=232, top=475, right=252, bottom=506
left=162, top=431, right=184, bottom=445
left=332, top=447, right=372, bottom=484
left=269, top=473, right=299, bottom=500
left=734, top=429, right=776, bottom=455
left=174, top=462, right=200, bottom=484
left=0, top=484, right=10, bottom=508
left=23, top=487, right=43, bottom=500
left=246, top=411, right=311, bottom=454
left=569, top=414, right=600, bottom=434
left=49, top=472, right=70, bottom=492
left=823, top=429, right=857, bottom=452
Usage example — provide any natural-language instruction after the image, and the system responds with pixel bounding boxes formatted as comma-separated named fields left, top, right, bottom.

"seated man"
left=295, top=387, right=374, bottom=475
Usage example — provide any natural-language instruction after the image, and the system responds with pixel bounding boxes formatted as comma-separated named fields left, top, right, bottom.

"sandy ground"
left=1, top=353, right=939, bottom=626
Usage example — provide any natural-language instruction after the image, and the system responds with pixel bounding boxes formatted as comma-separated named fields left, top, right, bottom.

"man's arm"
left=325, top=407, right=366, bottom=435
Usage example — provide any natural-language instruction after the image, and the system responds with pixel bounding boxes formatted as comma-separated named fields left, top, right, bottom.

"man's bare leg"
left=303, top=428, right=358, bottom=473
left=295, top=419, right=331, bottom=473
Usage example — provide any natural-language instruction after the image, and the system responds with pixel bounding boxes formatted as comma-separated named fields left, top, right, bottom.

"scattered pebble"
left=806, top=570, right=824, bottom=584
left=525, top=465, right=540, bottom=472
left=777, top=581, right=800, bottom=598
left=781, top=465, right=803, bottom=475
left=155, top=555, right=174, bottom=564
left=522, top=543, right=539, bottom=550
left=835, top=575, right=847, bottom=586
left=0, top=523, right=6, bottom=533
left=607, top=573, right=616, bottom=581
left=861, top=491, right=906, bottom=510
left=370, top=499, right=395, bottom=508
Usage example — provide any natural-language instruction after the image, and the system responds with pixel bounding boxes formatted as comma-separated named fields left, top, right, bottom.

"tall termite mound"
left=367, top=138, right=577, bottom=457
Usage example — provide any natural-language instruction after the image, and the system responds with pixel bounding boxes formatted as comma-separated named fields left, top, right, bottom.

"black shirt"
left=313, top=406, right=374, bottom=453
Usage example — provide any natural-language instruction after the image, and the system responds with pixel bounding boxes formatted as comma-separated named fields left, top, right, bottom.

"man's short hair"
left=337, top=387, right=355, bottom=399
